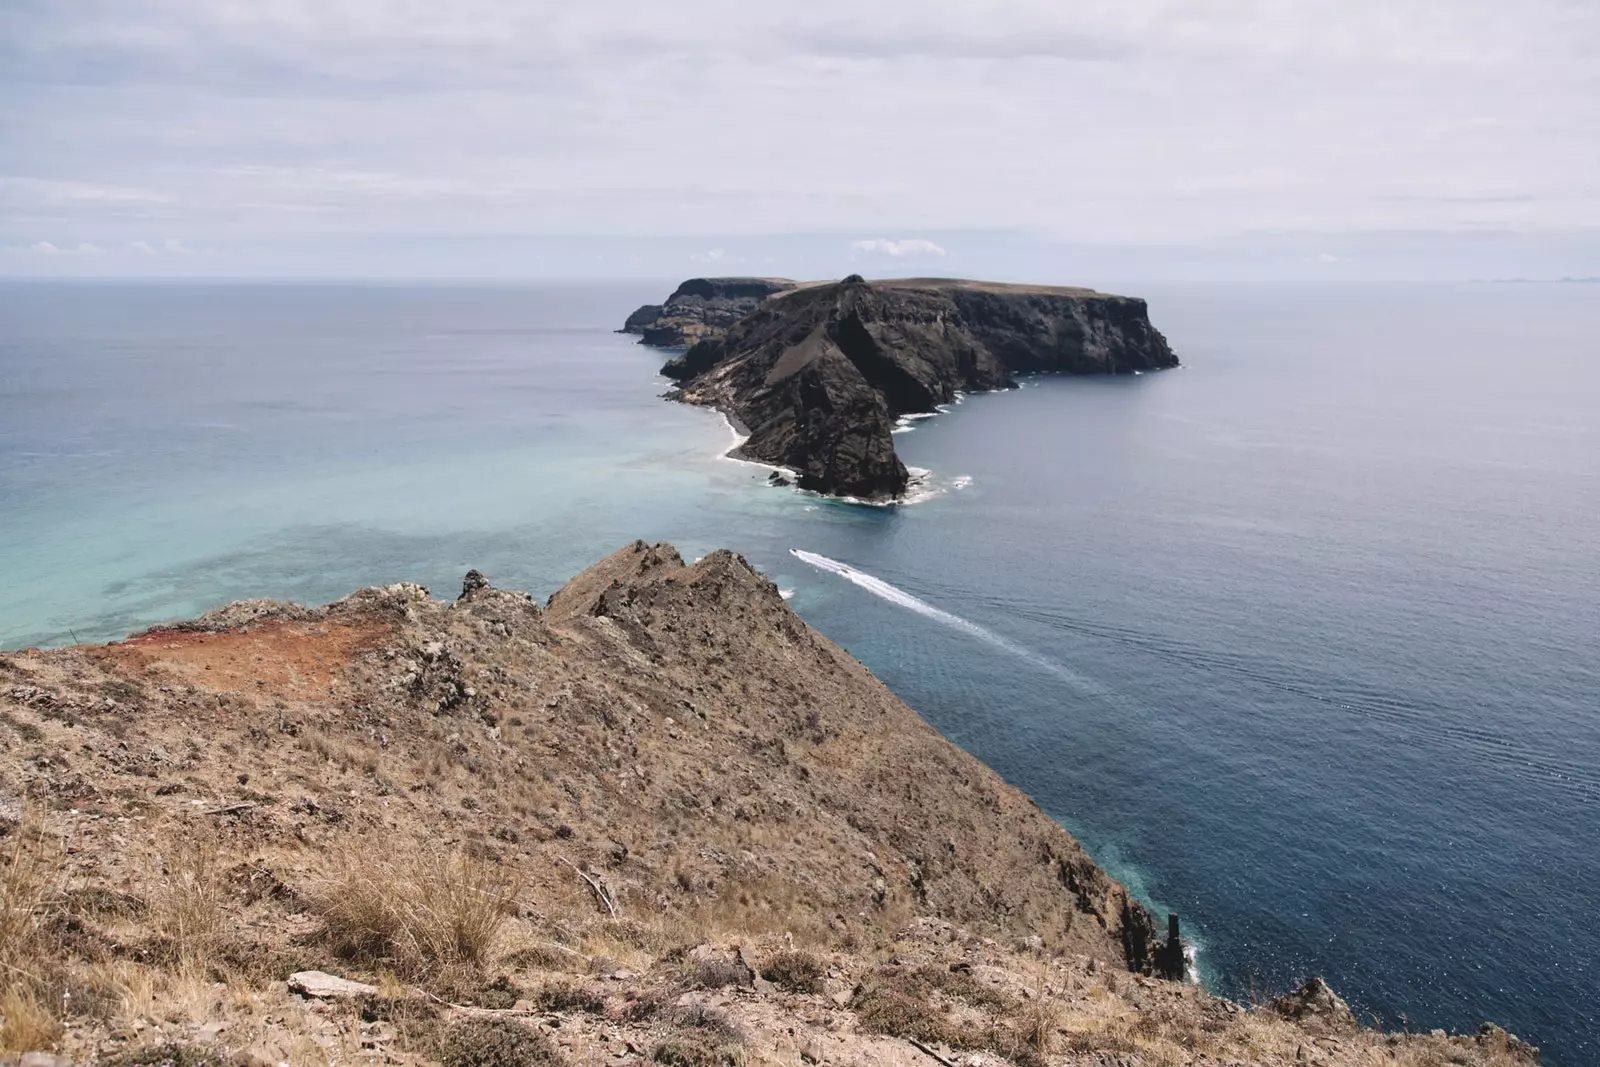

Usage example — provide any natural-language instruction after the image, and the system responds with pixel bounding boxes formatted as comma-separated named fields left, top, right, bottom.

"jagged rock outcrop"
left=660, top=275, right=1178, bottom=500
left=621, top=276, right=797, bottom=347
left=1269, top=977, right=1358, bottom=1029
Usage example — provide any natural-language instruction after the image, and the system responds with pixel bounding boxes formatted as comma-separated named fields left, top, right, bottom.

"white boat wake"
left=789, top=549, right=1100, bottom=693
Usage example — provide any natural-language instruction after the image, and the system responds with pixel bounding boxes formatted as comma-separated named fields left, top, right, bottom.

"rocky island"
left=621, top=277, right=798, bottom=348
left=0, top=543, right=1537, bottom=1066
left=633, top=275, right=1178, bottom=500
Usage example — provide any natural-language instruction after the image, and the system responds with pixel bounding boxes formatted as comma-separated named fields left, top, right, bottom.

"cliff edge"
left=657, top=276, right=1178, bottom=500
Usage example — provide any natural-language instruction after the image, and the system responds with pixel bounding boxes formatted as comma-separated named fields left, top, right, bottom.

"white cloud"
left=24, top=240, right=103, bottom=254
left=1315, top=252, right=1342, bottom=263
left=851, top=238, right=948, bottom=258
left=131, top=238, right=192, bottom=254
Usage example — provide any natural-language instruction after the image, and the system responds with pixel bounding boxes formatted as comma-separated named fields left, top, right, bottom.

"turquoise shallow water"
left=2, top=280, right=1596, bottom=1062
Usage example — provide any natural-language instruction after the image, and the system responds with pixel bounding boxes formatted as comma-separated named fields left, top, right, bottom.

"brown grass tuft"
left=316, top=845, right=518, bottom=981
left=0, top=819, right=63, bottom=1053
left=0, top=986, right=64, bottom=1054
left=152, top=836, right=225, bottom=965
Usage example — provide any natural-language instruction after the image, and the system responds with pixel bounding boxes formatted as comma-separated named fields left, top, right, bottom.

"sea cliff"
left=649, top=275, right=1178, bottom=500
left=0, top=543, right=1537, bottom=1066
left=622, top=276, right=798, bottom=347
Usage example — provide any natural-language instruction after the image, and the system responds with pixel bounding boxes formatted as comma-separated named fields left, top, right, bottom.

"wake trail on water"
left=790, top=549, right=1102, bottom=694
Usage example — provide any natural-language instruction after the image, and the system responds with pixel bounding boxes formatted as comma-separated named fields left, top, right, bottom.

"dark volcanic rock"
left=661, top=276, right=1177, bottom=500
left=621, top=277, right=797, bottom=347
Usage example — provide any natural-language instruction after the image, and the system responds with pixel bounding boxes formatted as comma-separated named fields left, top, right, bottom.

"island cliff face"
left=657, top=276, right=1178, bottom=500
left=0, top=544, right=1539, bottom=1066
left=622, top=276, right=797, bottom=347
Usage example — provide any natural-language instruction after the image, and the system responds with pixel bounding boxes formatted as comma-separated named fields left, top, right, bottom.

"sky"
left=2, top=0, right=1598, bottom=280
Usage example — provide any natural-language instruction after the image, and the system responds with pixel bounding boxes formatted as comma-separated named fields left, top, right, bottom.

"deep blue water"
left=2, top=280, right=1596, bottom=1062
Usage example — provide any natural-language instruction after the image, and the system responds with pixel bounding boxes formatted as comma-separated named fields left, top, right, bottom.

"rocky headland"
left=621, top=277, right=798, bottom=348
left=0, top=543, right=1537, bottom=1066
left=644, top=276, right=1178, bottom=500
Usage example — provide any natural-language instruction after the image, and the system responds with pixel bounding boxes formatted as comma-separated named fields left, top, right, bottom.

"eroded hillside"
left=0, top=544, right=1536, bottom=1066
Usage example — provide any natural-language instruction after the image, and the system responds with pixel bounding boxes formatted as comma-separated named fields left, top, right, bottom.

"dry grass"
left=152, top=836, right=225, bottom=965
left=315, top=844, right=518, bottom=982
left=0, top=986, right=64, bottom=1054
left=0, top=819, right=64, bottom=1054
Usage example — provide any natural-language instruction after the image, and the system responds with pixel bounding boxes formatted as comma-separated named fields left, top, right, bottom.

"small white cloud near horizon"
left=25, top=241, right=104, bottom=255
left=1315, top=252, right=1342, bottom=263
left=690, top=248, right=729, bottom=263
left=131, top=238, right=193, bottom=255
left=851, top=238, right=948, bottom=258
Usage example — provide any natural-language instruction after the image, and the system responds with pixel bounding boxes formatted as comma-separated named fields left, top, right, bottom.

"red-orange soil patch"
left=91, top=618, right=390, bottom=700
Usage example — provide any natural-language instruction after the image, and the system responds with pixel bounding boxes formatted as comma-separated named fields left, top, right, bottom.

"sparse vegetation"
left=0, top=819, right=63, bottom=1054
left=315, top=845, right=518, bottom=981
left=652, top=1040, right=741, bottom=1067
left=759, top=949, right=825, bottom=993
left=152, top=835, right=225, bottom=964
left=532, top=980, right=606, bottom=1014
left=0, top=549, right=1542, bottom=1067
left=99, top=1044, right=250, bottom=1067
left=682, top=956, right=749, bottom=990
left=439, top=1017, right=564, bottom=1067
left=852, top=985, right=954, bottom=1045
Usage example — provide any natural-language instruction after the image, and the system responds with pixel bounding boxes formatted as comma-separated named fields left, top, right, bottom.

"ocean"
left=1, top=279, right=1595, bottom=1062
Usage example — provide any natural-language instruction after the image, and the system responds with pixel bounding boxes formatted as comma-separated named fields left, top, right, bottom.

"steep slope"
left=0, top=545, right=1538, bottom=1065
left=621, top=277, right=798, bottom=347
left=659, top=276, right=1177, bottom=500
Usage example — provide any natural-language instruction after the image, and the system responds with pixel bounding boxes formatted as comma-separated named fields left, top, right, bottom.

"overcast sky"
left=3, top=1, right=1597, bottom=279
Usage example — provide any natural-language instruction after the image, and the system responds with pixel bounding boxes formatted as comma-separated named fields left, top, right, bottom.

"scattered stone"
left=288, top=970, right=380, bottom=999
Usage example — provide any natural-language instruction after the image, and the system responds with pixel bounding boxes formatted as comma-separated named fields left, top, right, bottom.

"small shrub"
left=670, top=1002, right=744, bottom=1043
left=439, top=1017, right=563, bottom=1067
left=500, top=944, right=568, bottom=970
left=652, top=1042, right=740, bottom=1067
left=852, top=986, right=954, bottom=1046
left=683, top=957, right=749, bottom=990
left=907, top=964, right=1014, bottom=1014
left=760, top=950, right=825, bottom=994
left=99, top=1044, right=247, bottom=1067
left=533, top=980, right=607, bottom=1014
left=622, top=989, right=668, bottom=1022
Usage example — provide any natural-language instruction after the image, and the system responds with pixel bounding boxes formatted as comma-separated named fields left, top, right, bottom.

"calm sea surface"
left=2, top=280, right=1596, bottom=1062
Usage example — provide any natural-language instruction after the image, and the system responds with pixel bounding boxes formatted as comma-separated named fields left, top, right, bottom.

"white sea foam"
left=778, top=587, right=795, bottom=600
left=714, top=411, right=798, bottom=480
left=789, top=549, right=1099, bottom=692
